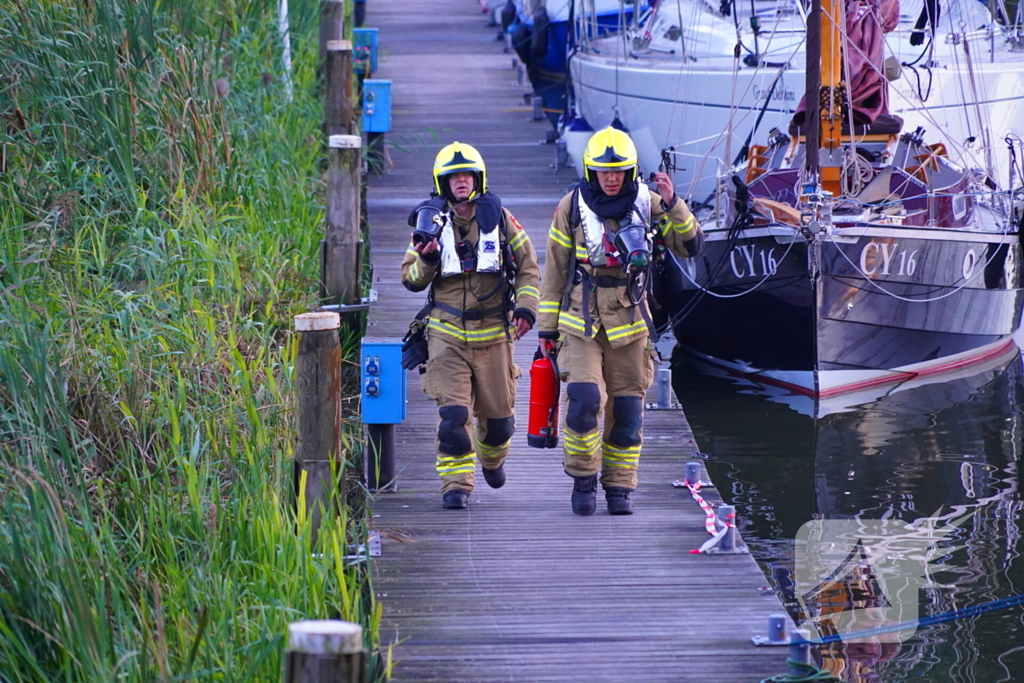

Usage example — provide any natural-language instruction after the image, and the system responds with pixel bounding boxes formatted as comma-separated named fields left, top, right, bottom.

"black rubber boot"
left=442, top=489, right=469, bottom=509
left=482, top=464, right=506, bottom=489
left=605, top=487, right=634, bottom=515
left=571, top=474, right=599, bottom=516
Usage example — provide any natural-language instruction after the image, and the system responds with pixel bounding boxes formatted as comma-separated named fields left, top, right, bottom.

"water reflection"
left=672, top=346, right=1024, bottom=682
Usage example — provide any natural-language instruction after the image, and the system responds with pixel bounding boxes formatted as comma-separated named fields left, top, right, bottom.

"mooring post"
left=656, top=367, right=672, bottom=407
left=767, top=613, right=789, bottom=644
left=294, top=312, right=343, bottom=543
left=751, top=612, right=801, bottom=646
left=318, top=0, right=345, bottom=72
left=323, top=36, right=360, bottom=313
left=324, top=132, right=363, bottom=313
left=788, top=629, right=812, bottom=675
left=322, top=35, right=362, bottom=313
left=532, top=95, right=544, bottom=121
left=716, top=504, right=737, bottom=551
left=284, top=620, right=367, bottom=683
left=684, top=461, right=702, bottom=487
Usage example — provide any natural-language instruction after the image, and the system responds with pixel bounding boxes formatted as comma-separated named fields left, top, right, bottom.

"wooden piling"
left=322, top=36, right=362, bottom=310
left=294, top=312, right=343, bottom=542
left=325, top=39, right=354, bottom=137
left=319, top=0, right=345, bottom=70
left=284, top=620, right=367, bottom=683
left=323, top=134, right=363, bottom=310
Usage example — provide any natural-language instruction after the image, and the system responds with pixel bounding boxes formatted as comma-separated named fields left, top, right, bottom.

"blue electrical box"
left=353, top=28, right=379, bottom=75
left=362, top=79, right=392, bottom=134
left=360, top=337, right=406, bottom=424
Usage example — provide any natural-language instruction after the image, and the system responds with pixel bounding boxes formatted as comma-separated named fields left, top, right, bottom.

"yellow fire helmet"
left=582, top=127, right=638, bottom=183
left=432, top=141, right=487, bottom=200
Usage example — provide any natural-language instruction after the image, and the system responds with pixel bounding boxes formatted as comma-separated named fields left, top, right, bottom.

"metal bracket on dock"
left=320, top=303, right=370, bottom=313
left=319, top=291, right=377, bottom=315
left=343, top=530, right=382, bottom=564
left=703, top=540, right=749, bottom=555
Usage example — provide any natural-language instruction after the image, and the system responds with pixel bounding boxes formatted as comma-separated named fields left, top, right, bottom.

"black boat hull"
left=665, top=226, right=1024, bottom=395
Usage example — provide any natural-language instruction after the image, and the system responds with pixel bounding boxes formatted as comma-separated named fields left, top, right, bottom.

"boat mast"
left=804, top=0, right=821, bottom=182
left=804, top=0, right=845, bottom=195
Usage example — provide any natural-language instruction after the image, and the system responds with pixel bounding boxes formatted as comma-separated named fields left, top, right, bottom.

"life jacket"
left=576, top=183, right=652, bottom=267
left=564, top=183, right=659, bottom=342
left=438, top=214, right=503, bottom=277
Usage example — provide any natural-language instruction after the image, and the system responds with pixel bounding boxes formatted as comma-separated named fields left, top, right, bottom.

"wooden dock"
left=363, top=2, right=793, bottom=680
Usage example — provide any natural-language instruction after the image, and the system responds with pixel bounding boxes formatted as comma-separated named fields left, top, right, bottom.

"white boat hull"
left=572, top=52, right=1024, bottom=199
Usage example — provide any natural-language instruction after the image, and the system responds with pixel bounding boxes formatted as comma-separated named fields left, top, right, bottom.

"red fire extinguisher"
left=528, top=344, right=560, bottom=448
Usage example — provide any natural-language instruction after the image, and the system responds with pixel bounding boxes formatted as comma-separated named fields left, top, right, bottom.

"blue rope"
left=760, top=594, right=1024, bottom=683
left=811, top=592, right=1024, bottom=644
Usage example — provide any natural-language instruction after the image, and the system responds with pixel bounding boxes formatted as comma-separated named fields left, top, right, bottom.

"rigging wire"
left=823, top=220, right=1014, bottom=304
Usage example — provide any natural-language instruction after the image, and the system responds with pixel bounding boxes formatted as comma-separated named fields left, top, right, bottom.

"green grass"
left=0, top=0, right=382, bottom=680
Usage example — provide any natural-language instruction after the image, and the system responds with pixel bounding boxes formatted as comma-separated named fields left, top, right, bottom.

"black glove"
left=418, top=247, right=440, bottom=265
left=512, top=308, right=535, bottom=326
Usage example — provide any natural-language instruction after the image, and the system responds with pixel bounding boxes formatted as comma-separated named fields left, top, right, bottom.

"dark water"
left=672, top=346, right=1024, bottom=683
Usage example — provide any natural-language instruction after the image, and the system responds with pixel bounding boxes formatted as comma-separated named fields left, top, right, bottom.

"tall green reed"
left=1, top=0, right=379, bottom=680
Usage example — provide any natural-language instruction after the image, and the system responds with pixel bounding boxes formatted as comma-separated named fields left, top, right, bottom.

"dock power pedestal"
left=360, top=337, right=406, bottom=491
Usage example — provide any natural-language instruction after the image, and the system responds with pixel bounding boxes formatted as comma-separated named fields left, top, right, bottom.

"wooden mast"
left=804, top=0, right=844, bottom=195
left=820, top=0, right=844, bottom=195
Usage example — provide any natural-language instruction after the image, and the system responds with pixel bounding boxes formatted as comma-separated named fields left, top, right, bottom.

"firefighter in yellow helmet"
left=537, top=127, right=705, bottom=515
left=400, top=142, right=541, bottom=509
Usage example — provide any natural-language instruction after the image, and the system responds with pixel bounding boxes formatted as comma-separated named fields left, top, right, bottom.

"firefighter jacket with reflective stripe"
left=401, top=205, right=541, bottom=348
left=538, top=188, right=703, bottom=348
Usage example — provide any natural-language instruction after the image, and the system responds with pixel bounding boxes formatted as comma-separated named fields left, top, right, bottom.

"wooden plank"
left=362, top=1, right=795, bottom=680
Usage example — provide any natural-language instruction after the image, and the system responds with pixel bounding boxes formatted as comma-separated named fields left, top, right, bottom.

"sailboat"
left=566, top=0, right=1024, bottom=199
left=659, top=0, right=1024, bottom=397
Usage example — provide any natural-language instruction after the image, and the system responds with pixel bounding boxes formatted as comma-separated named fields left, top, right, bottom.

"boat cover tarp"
left=793, top=0, right=901, bottom=127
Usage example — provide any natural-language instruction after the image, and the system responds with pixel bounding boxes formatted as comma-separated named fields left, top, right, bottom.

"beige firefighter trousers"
left=558, top=329, right=655, bottom=489
left=421, top=335, right=521, bottom=494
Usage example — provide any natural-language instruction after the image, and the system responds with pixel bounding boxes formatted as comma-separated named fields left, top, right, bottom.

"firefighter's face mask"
left=613, top=223, right=653, bottom=272
left=412, top=205, right=448, bottom=246
left=596, top=170, right=627, bottom=197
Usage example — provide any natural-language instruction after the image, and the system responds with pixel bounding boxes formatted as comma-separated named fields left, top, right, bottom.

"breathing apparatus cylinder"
left=412, top=205, right=447, bottom=246
left=527, top=347, right=559, bottom=448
